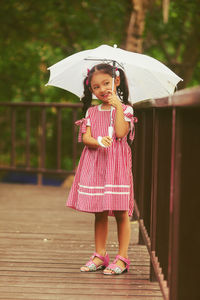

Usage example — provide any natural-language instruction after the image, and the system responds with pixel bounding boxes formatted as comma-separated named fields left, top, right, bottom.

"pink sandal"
left=103, top=255, right=130, bottom=275
left=80, top=252, right=109, bottom=272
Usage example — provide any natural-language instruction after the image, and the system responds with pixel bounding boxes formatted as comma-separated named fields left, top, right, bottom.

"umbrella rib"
left=84, top=58, right=124, bottom=70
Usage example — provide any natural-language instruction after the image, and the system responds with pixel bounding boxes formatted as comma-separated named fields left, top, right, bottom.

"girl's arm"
left=83, top=127, right=99, bottom=149
left=114, top=102, right=129, bottom=138
left=83, top=127, right=112, bottom=148
left=108, top=91, right=129, bottom=138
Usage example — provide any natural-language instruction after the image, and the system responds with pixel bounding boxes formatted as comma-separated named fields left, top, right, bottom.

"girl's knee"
left=95, top=211, right=109, bottom=221
left=114, top=210, right=128, bottom=222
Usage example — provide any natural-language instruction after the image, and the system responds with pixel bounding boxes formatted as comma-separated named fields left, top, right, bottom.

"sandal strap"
left=86, top=252, right=108, bottom=268
left=85, top=259, right=98, bottom=268
left=114, top=255, right=130, bottom=266
left=92, top=252, right=106, bottom=261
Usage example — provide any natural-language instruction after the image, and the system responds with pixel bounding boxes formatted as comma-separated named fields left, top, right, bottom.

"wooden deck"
left=0, top=183, right=163, bottom=300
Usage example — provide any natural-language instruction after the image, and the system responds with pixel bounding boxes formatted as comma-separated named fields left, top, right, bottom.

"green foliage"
left=144, top=0, right=200, bottom=87
left=1, top=0, right=199, bottom=101
left=0, top=0, right=131, bottom=103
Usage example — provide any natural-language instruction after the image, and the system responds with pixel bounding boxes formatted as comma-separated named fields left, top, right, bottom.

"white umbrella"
left=46, top=44, right=182, bottom=104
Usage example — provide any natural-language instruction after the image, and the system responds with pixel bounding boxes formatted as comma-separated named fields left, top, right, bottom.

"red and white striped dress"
left=66, top=104, right=136, bottom=217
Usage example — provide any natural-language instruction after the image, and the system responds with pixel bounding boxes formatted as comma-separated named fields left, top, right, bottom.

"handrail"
left=132, top=86, right=200, bottom=300
left=133, top=86, right=200, bottom=109
left=0, top=102, right=82, bottom=107
left=0, top=102, right=82, bottom=185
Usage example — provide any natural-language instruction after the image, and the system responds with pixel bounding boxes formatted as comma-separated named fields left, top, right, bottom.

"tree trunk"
left=162, top=0, right=170, bottom=23
left=125, top=0, right=154, bottom=53
left=177, top=25, right=200, bottom=89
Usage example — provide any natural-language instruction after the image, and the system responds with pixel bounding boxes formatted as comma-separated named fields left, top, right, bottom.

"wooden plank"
left=0, top=280, right=162, bottom=291
left=0, top=294, right=164, bottom=300
left=0, top=183, right=163, bottom=299
left=0, top=285, right=163, bottom=295
left=0, top=276, right=160, bottom=286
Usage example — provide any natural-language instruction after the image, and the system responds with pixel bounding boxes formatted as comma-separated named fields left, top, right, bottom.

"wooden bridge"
left=0, top=86, right=200, bottom=299
left=0, top=183, right=162, bottom=299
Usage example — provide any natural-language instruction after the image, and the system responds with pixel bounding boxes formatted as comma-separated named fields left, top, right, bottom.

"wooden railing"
left=132, top=86, right=200, bottom=300
left=0, top=102, right=82, bottom=185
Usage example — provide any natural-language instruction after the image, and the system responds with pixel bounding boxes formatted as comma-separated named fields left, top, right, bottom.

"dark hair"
left=81, top=63, right=130, bottom=116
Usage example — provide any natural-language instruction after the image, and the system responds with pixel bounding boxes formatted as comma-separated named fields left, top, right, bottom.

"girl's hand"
left=107, top=91, right=121, bottom=109
left=101, top=136, right=113, bottom=147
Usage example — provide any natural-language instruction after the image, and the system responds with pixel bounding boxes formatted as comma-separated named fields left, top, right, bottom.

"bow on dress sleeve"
left=75, top=117, right=89, bottom=142
left=124, top=111, right=138, bottom=142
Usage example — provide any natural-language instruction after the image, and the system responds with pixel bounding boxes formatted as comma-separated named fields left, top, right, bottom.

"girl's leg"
left=115, top=210, right=131, bottom=257
left=104, top=210, right=131, bottom=273
left=81, top=211, right=109, bottom=271
left=95, top=210, right=109, bottom=257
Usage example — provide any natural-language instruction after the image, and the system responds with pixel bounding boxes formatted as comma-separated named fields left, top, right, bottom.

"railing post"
left=150, top=108, right=159, bottom=281
left=38, top=107, right=46, bottom=185
left=168, top=107, right=178, bottom=299
left=137, top=111, right=146, bottom=245
left=26, top=108, right=31, bottom=169
left=168, top=106, right=200, bottom=300
left=11, top=108, right=16, bottom=167
left=72, top=109, right=78, bottom=172
left=57, top=107, right=62, bottom=170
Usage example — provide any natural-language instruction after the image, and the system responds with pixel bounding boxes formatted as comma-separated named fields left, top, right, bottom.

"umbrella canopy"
left=46, top=44, right=182, bottom=103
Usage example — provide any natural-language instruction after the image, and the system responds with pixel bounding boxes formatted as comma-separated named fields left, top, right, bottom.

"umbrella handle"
left=108, top=126, right=113, bottom=138
left=111, top=59, right=116, bottom=92
left=110, top=76, right=114, bottom=125
left=110, top=60, right=116, bottom=127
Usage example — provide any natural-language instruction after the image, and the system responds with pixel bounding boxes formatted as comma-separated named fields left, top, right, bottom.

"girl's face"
left=90, top=72, right=120, bottom=103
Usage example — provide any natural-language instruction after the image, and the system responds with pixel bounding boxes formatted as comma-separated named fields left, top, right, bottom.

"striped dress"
left=66, top=104, right=136, bottom=217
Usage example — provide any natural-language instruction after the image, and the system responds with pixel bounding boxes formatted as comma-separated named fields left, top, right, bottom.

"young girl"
left=66, top=63, right=136, bottom=275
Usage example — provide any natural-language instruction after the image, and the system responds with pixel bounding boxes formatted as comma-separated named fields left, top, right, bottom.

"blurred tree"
left=0, top=0, right=131, bottom=102
left=144, top=0, right=200, bottom=88
left=0, top=0, right=199, bottom=102
left=125, top=0, right=155, bottom=53
left=162, top=0, right=170, bottom=23
left=125, top=0, right=200, bottom=88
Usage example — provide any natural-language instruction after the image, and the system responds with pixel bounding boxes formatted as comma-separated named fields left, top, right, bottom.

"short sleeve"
left=122, top=105, right=138, bottom=142
left=124, top=106, right=134, bottom=122
left=75, top=113, right=90, bottom=142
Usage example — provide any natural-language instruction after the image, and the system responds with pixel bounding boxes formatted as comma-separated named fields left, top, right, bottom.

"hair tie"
left=86, top=68, right=90, bottom=85
left=115, top=68, right=120, bottom=77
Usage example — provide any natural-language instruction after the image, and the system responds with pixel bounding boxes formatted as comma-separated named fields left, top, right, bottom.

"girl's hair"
left=81, top=63, right=130, bottom=116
